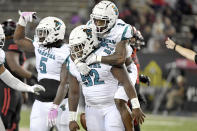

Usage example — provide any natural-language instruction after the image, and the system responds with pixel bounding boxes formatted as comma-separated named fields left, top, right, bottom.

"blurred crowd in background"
left=1, top=0, right=197, bottom=115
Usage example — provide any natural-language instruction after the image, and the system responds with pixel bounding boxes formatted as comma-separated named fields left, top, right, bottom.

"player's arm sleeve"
left=0, top=69, right=34, bottom=93
left=14, top=25, right=34, bottom=52
left=121, top=24, right=133, bottom=41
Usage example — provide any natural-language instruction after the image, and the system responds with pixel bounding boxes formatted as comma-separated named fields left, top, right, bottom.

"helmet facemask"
left=70, top=42, right=86, bottom=60
left=35, top=27, right=50, bottom=43
left=91, top=14, right=110, bottom=34
left=0, top=34, right=5, bottom=48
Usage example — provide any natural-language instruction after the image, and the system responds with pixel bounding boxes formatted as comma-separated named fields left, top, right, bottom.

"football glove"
left=48, top=104, right=58, bottom=127
left=18, top=11, right=36, bottom=26
left=30, top=84, right=45, bottom=95
left=85, top=53, right=102, bottom=65
left=74, top=59, right=91, bottom=76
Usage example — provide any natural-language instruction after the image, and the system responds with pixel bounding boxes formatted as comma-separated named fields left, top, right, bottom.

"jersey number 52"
left=81, top=69, right=104, bottom=87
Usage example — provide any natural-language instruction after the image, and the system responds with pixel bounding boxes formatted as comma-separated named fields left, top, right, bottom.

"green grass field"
left=20, top=109, right=197, bottom=131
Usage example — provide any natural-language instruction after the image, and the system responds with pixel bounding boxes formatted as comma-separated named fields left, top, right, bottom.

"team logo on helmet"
left=112, top=5, right=118, bottom=16
left=83, top=28, right=93, bottom=39
left=54, top=20, right=62, bottom=30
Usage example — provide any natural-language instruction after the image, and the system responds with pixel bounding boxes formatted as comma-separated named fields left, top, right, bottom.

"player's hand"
left=80, top=113, right=87, bottom=130
left=74, top=59, right=91, bottom=76
left=131, top=26, right=143, bottom=41
left=31, top=84, right=45, bottom=95
left=131, top=108, right=146, bottom=124
left=48, top=104, right=58, bottom=127
left=139, top=74, right=151, bottom=86
left=165, top=37, right=176, bottom=49
left=18, top=11, right=36, bottom=26
left=86, top=53, right=102, bottom=65
left=69, top=121, right=80, bottom=131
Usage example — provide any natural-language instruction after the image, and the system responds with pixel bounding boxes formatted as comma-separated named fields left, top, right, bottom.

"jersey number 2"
left=81, top=69, right=104, bottom=87
left=39, top=57, right=48, bottom=73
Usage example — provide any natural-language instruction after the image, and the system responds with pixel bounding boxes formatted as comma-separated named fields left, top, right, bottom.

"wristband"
left=97, top=56, right=102, bottom=62
left=69, top=111, right=77, bottom=122
left=18, top=16, right=26, bottom=27
left=173, top=44, right=177, bottom=50
left=130, top=98, right=140, bottom=109
left=52, top=104, right=58, bottom=109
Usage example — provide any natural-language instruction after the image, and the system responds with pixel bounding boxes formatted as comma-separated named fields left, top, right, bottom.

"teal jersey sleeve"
left=121, top=24, right=132, bottom=41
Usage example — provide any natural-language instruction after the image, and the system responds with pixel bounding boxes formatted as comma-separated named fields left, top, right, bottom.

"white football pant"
left=30, top=99, right=69, bottom=131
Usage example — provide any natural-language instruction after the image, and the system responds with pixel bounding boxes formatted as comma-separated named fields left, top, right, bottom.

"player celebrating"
left=14, top=12, right=70, bottom=131
left=84, top=1, right=145, bottom=130
left=0, top=23, right=45, bottom=131
left=68, top=25, right=126, bottom=131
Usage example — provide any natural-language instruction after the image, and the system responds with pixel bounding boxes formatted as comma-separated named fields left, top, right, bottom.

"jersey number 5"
left=39, top=57, right=48, bottom=74
left=81, top=69, right=104, bottom=87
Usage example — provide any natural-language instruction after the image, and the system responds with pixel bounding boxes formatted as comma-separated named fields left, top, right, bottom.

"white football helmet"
left=35, top=16, right=66, bottom=45
left=90, top=0, right=119, bottom=34
left=0, top=24, right=5, bottom=48
left=69, top=25, right=98, bottom=60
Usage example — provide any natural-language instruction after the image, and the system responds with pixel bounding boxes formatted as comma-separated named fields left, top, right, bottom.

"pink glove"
left=48, top=104, right=58, bottom=127
left=18, top=11, right=36, bottom=26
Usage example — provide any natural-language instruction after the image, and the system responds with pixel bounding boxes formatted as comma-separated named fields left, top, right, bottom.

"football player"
left=0, top=22, right=45, bottom=131
left=14, top=12, right=70, bottom=131
left=68, top=25, right=126, bottom=131
left=84, top=1, right=145, bottom=130
left=0, top=19, right=37, bottom=131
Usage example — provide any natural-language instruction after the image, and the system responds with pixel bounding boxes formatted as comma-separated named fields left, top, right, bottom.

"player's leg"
left=114, top=63, right=137, bottom=131
left=1, top=90, right=22, bottom=131
left=85, top=105, right=105, bottom=131
left=115, top=98, right=134, bottom=131
left=11, top=91, right=23, bottom=131
left=104, top=104, right=125, bottom=131
left=30, top=100, right=52, bottom=131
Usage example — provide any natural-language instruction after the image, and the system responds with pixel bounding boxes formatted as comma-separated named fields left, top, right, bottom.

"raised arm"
left=14, top=12, right=36, bottom=52
left=14, top=25, right=34, bottom=52
left=165, top=37, right=197, bottom=62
